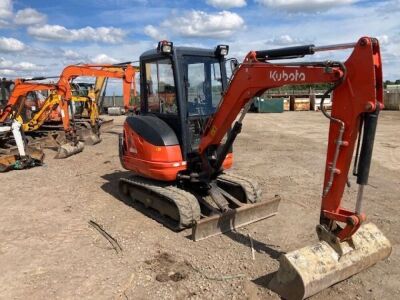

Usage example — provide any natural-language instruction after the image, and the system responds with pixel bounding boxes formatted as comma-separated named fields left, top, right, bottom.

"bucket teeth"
left=268, top=223, right=391, bottom=300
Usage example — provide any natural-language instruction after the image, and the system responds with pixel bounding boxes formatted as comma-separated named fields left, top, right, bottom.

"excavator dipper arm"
left=199, top=37, right=383, bottom=241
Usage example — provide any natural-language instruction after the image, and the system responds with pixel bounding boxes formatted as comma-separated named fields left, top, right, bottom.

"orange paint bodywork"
left=120, top=121, right=233, bottom=181
left=198, top=37, right=382, bottom=241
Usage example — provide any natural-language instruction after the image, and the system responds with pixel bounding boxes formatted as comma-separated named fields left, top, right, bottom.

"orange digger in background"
left=118, top=38, right=391, bottom=299
left=0, top=63, right=137, bottom=170
left=42, top=64, right=138, bottom=146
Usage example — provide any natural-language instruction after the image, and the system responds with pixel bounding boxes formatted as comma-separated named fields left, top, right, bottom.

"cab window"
left=184, top=56, right=223, bottom=116
left=145, top=59, right=177, bottom=114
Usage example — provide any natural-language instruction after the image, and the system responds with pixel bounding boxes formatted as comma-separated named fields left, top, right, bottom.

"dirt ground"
left=1, top=111, right=399, bottom=300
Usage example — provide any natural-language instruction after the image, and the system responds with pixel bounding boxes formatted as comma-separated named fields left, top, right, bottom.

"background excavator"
left=119, top=38, right=391, bottom=299
left=0, top=80, right=54, bottom=171
left=50, top=65, right=139, bottom=144
left=0, top=64, right=137, bottom=171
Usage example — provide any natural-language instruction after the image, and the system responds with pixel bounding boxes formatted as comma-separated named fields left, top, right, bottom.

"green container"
left=254, top=98, right=284, bottom=113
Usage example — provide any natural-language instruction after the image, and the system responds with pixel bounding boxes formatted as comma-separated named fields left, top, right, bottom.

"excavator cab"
left=139, top=41, right=229, bottom=158
left=0, top=78, right=14, bottom=111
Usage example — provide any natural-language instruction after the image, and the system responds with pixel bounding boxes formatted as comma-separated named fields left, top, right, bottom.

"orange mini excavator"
left=119, top=38, right=391, bottom=299
left=47, top=64, right=138, bottom=145
left=0, top=64, right=136, bottom=159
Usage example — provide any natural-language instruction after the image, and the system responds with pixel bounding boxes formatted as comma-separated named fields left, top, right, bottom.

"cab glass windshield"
left=183, top=56, right=223, bottom=117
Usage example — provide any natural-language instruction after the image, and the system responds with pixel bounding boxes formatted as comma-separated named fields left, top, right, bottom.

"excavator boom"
left=199, top=37, right=382, bottom=242
left=193, top=37, right=390, bottom=299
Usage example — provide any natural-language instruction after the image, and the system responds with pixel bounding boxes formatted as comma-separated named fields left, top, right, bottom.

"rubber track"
left=217, top=172, right=263, bottom=203
left=120, top=176, right=200, bottom=229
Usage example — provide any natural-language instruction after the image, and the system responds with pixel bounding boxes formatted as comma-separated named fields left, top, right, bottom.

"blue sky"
left=0, top=0, right=399, bottom=83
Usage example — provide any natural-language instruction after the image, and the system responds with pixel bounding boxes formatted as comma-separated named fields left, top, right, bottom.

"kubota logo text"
left=269, top=70, right=306, bottom=82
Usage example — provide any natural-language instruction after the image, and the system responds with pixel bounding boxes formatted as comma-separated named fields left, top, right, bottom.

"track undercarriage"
left=119, top=172, right=280, bottom=240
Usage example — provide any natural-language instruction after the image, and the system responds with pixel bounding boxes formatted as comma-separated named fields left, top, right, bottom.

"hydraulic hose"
left=319, top=61, right=347, bottom=197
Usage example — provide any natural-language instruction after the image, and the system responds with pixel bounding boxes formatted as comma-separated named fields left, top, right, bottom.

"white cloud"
left=206, top=0, right=246, bottom=9
left=15, top=8, right=47, bottom=26
left=0, top=69, right=15, bottom=76
left=161, top=10, right=245, bottom=38
left=14, top=61, right=43, bottom=71
left=0, top=0, right=13, bottom=19
left=144, top=25, right=167, bottom=41
left=267, top=34, right=311, bottom=46
left=256, top=0, right=355, bottom=12
left=0, top=19, right=9, bottom=28
left=378, top=35, right=389, bottom=45
left=0, top=57, right=43, bottom=72
left=27, top=24, right=126, bottom=43
left=63, top=49, right=83, bottom=60
left=91, top=54, right=118, bottom=64
left=0, top=37, right=25, bottom=52
left=0, top=57, right=12, bottom=68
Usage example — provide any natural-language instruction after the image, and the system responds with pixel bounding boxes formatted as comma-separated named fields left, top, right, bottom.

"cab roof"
left=140, top=46, right=218, bottom=60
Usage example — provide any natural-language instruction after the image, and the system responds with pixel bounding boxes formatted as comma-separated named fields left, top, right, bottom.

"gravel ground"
left=0, top=111, right=399, bottom=299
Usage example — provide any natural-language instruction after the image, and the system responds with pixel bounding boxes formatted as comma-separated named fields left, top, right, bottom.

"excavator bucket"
left=192, top=195, right=280, bottom=241
left=77, top=128, right=101, bottom=145
left=268, top=223, right=391, bottom=300
left=55, top=141, right=84, bottom=159
left=0, top=146, right=44, bottom=172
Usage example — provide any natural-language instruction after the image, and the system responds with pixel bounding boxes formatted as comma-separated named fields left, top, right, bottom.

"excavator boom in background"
left=93, top=65, right=140, bottom=115
left=46, top=64, right=138, bottom=145
left=119, top=37, right=391, bottom=299
left=0, top=63, right=137, bottom=167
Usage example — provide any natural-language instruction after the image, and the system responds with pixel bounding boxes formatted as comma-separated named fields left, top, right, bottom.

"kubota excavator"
left=119, top=38, right=391, bottom=299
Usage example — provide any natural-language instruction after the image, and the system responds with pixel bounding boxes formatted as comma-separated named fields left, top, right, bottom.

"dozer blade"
left=268, top=222, right=391, bottom=300
left=192, top=195, right=280, bottom=241
left=55, top=141, right=84, bottom=159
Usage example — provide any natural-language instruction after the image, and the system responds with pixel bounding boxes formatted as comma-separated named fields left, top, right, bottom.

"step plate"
left=192, top=195, right=280, bottom=241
